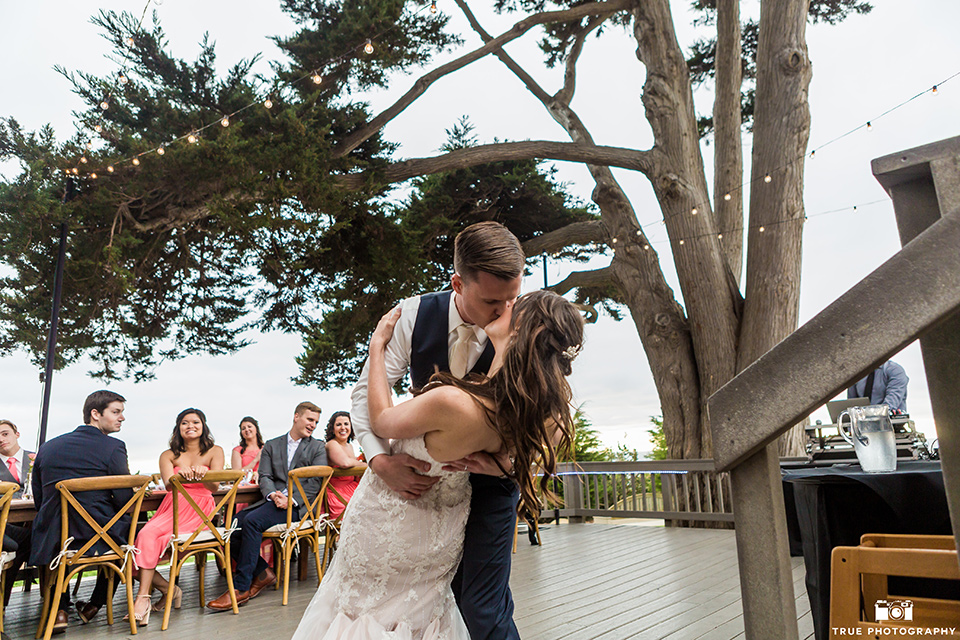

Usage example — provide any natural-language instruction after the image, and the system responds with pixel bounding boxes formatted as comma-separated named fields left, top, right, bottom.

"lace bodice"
left=291, top=435, right=472, bottom=639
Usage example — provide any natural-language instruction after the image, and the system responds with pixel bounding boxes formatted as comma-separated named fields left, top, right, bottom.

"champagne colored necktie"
left=6, top=457, right=19, bottom=483
left=449, top=324, right=474, bottom=378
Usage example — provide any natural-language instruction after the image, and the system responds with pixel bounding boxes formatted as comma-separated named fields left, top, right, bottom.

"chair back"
left=169, top=470, right=244, bottom=547
left=56, top=475, right=152, bottom=563
left=286, top=466, right=334, bottom=530
left=0, top=481, right=18, bottom=545
left=324, top=466, right=365, bottom=525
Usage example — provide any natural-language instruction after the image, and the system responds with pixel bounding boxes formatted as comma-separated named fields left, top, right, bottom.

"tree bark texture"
left=633, top=0, right=741, bottom=457
left=737, top=0, right=812, bottom=456
left=713, top=0, right=744, bottom=285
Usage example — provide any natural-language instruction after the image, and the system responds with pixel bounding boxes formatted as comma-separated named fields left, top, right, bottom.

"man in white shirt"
left=351, top=221, right=525, bottom=639
left=0, top=419, right=32, bottom=604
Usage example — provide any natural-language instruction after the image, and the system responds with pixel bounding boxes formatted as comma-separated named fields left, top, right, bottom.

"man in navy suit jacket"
left=29, top=390, right=132, bottom=632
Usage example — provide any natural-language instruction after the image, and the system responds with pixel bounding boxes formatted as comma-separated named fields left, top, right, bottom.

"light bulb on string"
left=759, top=226, right=765, bottom=233
left=119, top=73, right=128, bottom=85
left=263, top=97, right=273, bottom=109
left=364, top=40, right=374, bottom=55
left=132, top=157, right=140, bottom=166
left=85, top=141, right=93, bottom=150
left=312, top=72, right=323, bottom=85
left=717, top=234, right=723, bottom=240
left=723, top=193, right=731, bottom=201
left=635, top=230, right=642, bottom=236
left=94, top=124, right=103, bottom=133
left=866, top=121, right=873, bottom=131
left=71, top=167, right=79, bottom=175
left=932, top=85, right=939, bottom=95
left=125, top=36, right=135, bottom=47
left=611, top=237, right=618, bottom=244
left=100, top=100, right=109, bottom=110
left=107, top=165, right=114, bottom=173
left=643, top=244, right=650, bottom=250
left=80, top=156, right=88, bottom=164
left=187, top=132, right=197, bottom=144
left=90, top=173, right=98, bottom=179
left=430, top=0, right=437, bottom=13
left=221, top=116, right=230, bottom=127
left=157, top=145, right=165, bottom=156
left=763, top=174, right=772, bottom=183
left=679, top=239, right=685, bottom=245
left=691, top=207, right=698, bottom=215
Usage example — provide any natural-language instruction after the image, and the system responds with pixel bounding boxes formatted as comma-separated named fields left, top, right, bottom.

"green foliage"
left=567, top=406, right=640, bottom=462
left=646, top=415, right=668, bottom=461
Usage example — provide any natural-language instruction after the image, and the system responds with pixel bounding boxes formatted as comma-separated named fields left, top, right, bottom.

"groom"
left=351, top=221, right=525, bottom=640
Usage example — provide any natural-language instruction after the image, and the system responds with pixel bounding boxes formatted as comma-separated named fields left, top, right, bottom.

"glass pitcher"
left=838, top=404, right=897, bottom=472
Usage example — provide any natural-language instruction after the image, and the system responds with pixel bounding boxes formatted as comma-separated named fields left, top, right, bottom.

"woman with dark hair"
left=130, top=408, right=225, bottom=625
left=293, top=290, right=582, bottom=639
left=231, top=416, right=263, bottom=481
left=323, top=411, right=367, bottom=519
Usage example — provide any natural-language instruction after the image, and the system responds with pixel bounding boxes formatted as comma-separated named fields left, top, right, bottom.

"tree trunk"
left=633, top=0, right=741, bottom=458
left=713, top=0, right=744, bottom=285
left=737, top=0, right=813, bottom=456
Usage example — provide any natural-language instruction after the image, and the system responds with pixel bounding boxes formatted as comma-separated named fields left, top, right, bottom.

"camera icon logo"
left=875, top=599, right=914, bottom=621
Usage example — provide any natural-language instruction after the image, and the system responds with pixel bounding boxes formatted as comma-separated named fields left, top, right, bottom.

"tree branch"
left=556, top=15, right=607, bottom=106
left=522, top=220, right=606, bottom=256
left=334, top=0, right=633, bottom=158
left=335, top=141, right=654, bottom=189
left=548, top=266, right=614, bottom=296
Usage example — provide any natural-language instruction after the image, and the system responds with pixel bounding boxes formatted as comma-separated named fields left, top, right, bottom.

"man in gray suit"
left=208, top=402, right=327, bottom=610
left=0, top=419, right=32, bottom=604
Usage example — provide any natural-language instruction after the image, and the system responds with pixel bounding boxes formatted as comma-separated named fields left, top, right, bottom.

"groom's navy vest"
left=410, top=291, right=495, bottom=389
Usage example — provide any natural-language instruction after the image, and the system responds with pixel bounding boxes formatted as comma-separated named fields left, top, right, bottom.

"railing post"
left=873, top=136, right=960, bottom=561
left=562, top=465, right=584, bottom=523
left=729, top=444, right=799, bottom=639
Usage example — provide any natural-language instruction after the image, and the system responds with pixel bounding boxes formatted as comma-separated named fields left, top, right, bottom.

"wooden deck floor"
left=3, top=521, right=813, bottom=640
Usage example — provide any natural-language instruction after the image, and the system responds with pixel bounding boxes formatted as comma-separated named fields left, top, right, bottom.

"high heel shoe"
left=133, top=594, right=152, bottom=626
left=152, top=585, right=182, bottom=612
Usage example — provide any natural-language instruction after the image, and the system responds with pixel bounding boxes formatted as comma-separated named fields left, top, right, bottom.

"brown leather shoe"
left=248, top=567, right=276, bottom=599
left=76, top=600, right=101, bottom=624
left=207, top=589, right=249, bottom=611
left=52, top=609, right=69, bottom=634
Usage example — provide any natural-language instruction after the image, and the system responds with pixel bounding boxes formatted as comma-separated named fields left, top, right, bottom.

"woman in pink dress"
left=230, top=416, right=263, bottom=482
left=323, top=412, right=367, bottom=519
left=131, top=408, right=225, bottom=625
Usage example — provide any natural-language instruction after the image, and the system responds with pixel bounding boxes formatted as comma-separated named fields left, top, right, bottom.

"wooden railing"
left=552, top=460, right=735, bottom=523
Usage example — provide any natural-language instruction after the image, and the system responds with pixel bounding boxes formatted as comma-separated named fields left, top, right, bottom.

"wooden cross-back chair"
left=36, top=475, right=152, bottom=640
left=0, top=481, right=20, bottom=633
left=263, top=465, right=334, bottom=605
left=321, top=466, right=366, bottom=573
left=160, top=469, right=244, bottom=630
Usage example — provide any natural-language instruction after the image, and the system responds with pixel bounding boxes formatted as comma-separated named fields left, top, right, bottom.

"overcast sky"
left=1, top=0, right=958, bottom=473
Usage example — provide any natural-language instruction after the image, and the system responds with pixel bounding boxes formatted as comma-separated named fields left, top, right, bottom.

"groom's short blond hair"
left=453, top=222, right=524, bottom=282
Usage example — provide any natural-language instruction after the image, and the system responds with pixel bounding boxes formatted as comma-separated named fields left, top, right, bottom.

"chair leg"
left=0, top=568, right=6, bottom=633
left=162, top=552, right=179, bottom=632
left=41, top=567, right=66, bottom=640
left=281, top=542, right=291, bottom=606
left=105, top=569, right=114, bottom=625
left=223, top=546, right=239, bottom=615
left=273, top=541, right=281, bottom=590
left=125, top=563, right=137, bottom=636
left=313, top=537, right=323, bottom=585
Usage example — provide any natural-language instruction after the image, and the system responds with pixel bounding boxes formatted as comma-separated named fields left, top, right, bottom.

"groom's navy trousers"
left=452, top=474, right=521, bottom=640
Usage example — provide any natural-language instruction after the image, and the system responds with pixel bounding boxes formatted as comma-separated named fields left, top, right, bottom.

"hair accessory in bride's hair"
left=562, top=344, right=581, bottom=361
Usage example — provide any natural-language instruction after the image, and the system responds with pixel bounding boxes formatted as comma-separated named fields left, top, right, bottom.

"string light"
left=763, top=174, right=772, bottom=183
left=759, top=226, right=765, bottom=233
left=90, top=173, right=98, bottom=179
left=809, top=150, right=815, bottom=159
left=635, top=230, right=642, bottom=236
left=312, top=72, right=323, bottom=85
left=157, top=145, right=165, bottom=155
left=221, top=116, right=230, bottom=127
left=932, top=85, right=938, bottom=95
left=263, top=97, right=273, bottom=109
left=723, top=193, right=731, bottom=201
left=125, top=36, right=135, bottom=47
left=80, top=156, right=88, bottom=164
left=691, top=207, right=698, bottom=215
left=132, top=157, right=140, bottom=166
left=643, top=244, right=650, bottom=250
left=107, top=165, right=114, bottom=173
left=430, top=0, right=437, bottom=12
left=364, top=40, right=374, bottom=54
left=679, top=240, right=685, bottom=245
left=717, top=233, right=722, bottom=240
left=94, top=124, right=103, bottom=133
left=119, top=73, right=128, bottom=85
left=85, top=141, right=93, bottom=150
left=866, top=121, right=873, bottom=131
left=187, top=132, right=197, bottom=144
left=100, top=100, right=109, bottom=110
left=611, top=237, right=618, bottom=244
left=71, top=167, right=78, bottom=174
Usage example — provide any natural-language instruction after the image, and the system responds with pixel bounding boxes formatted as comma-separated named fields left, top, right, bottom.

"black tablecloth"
left=781, top=461, right=954, bottom=640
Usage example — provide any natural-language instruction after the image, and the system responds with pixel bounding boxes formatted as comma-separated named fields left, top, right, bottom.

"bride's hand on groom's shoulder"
left=370, top=306, right=402, bottom=351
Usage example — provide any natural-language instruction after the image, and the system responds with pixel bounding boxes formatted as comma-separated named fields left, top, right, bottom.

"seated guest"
left=848, top=359, right=909, bottom=414
left=0, top=419, right=33, bottom=603
left=207, top=402, right=327, bottom=610
left=30, top=390, right=132, bottom=633
left=130, top=408, right=225, bottom=626
left=231, top=416, right=263, bottom=482
left=323, top=411, right=367, bottom=520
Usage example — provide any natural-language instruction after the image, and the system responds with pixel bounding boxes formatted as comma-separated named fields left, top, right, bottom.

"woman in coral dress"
left=131, top=408, right=225, bottom=625
left=231, top=416, right=263, bottom=482
left=323, top=411, right=367, bottom=519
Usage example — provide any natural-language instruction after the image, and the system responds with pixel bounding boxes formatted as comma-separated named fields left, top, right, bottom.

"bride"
left=291, top=290, right=583, bottom=639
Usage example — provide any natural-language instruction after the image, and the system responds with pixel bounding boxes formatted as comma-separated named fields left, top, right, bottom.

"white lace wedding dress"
left=291, top=435, right=472, bottom=640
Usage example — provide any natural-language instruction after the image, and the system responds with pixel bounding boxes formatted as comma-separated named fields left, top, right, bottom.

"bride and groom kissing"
left=292, top=221, right=584, bottom=639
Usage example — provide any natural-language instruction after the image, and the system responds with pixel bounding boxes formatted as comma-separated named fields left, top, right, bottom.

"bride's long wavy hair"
left=424, top=290, right=583, bottom=515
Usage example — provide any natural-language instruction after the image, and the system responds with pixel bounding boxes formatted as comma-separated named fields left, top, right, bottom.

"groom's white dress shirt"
left=351, top=293, right=489, bottom=461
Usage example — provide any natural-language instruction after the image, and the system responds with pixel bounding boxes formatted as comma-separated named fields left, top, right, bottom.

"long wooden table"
left=8, top=485, right=264, bottom=524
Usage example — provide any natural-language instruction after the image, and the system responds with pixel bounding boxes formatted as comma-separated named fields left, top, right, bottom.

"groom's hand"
left=369, top=453, right=438, bottom=500
left=442, top=451, right=512, bottom=477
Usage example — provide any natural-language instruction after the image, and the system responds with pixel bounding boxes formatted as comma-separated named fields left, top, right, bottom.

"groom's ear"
left=451, top=273, right=464, bottom=294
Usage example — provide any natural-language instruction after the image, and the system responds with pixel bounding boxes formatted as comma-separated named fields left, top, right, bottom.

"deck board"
left=2, top=521, right=809, bottom=640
